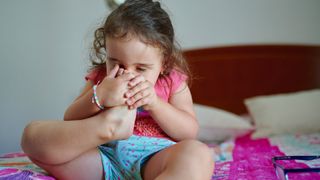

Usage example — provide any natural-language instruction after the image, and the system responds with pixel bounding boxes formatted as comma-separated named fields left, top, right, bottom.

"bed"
left=186, top=44, right=320, bottom=179
left=1, top=44, right=320, bottom=179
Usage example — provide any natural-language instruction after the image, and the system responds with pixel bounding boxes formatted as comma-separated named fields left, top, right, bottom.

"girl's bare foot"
left=97, top=105, right=137, bottom=141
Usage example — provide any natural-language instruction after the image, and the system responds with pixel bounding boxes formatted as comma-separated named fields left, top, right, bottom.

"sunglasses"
left=272, top=155, right=320, bottom=180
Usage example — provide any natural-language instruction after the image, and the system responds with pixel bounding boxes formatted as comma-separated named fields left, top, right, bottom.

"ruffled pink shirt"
left=85, top=67, right=187, bottom=139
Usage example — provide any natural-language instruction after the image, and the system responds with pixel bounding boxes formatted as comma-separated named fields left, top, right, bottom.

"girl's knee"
left=172, top=140, right=214, bottom=179
left=21, top=121, right=40, bottom=154
left=180, top=140, right=212, bottom=155
left=21, top=121, right=59, bottom=165
left=178, top=140, right=214, bottom=166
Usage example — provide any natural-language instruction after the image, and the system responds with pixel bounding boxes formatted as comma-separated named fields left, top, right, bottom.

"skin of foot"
left=97, top=105, right=137, bottom=141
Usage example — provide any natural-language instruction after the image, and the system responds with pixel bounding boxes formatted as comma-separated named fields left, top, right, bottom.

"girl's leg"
left=142, top=140, right=214, bottom=180
left=21, top=106, right=136, bottom=165
left=30, top=148, right=103, bottom=180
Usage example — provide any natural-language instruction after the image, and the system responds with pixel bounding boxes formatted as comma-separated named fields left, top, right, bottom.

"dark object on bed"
left=272, top=155, right=320, bottom=180
left=183, top=44, right=320, bottom=115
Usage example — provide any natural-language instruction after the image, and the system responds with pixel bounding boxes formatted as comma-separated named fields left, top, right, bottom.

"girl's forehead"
left=106, top=37, right=163, bottom=63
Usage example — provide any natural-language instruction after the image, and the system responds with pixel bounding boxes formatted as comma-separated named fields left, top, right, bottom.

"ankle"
left=95, top=112, right=117, bottom=141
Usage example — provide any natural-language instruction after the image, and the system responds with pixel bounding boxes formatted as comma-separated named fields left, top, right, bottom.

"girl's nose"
left=119, top=64, right=125, bottom=69
left=123, top=68, right=138, bottom=76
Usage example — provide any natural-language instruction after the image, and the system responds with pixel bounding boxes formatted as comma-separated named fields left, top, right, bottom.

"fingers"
left=125, top=81, right=149, bottom=98
left=110, top=67, right=135, bottom=81
left=125, top=81, right=152, bottom=106
left=106, top=64, right=119, bottom=78
left=128, top=75, right=145, bottom=87
left=127, top=95, right=151, bottom=109
left=116, top=68, right=124, bottom=77
left=118, top=70, right=135, bottom=81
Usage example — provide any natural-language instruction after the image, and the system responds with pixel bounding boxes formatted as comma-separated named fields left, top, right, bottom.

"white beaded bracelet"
left=92, top=84, right=105, bottom=110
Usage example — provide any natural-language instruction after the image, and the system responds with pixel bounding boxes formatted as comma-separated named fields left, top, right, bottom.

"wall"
left=0, top=0, right=319, bottom=154
left=164, top=0, right=320, bottom=49
left=0, top=0, right=107, bottom=154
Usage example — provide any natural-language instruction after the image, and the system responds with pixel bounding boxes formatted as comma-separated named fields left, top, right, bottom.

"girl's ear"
left=160, top=65, right=166, bottom=75
left=161, top=59, right=167, bottom=74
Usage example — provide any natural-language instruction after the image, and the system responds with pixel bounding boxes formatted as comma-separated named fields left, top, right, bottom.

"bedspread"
left=1, top=133, right=319, bottom=179
left=212, top=133, right=320, bottom=180
left=0, top=152, right=53, bottom=179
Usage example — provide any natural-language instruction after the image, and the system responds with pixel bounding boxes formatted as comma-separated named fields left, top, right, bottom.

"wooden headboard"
left=183, top=44, right=320, bottom=115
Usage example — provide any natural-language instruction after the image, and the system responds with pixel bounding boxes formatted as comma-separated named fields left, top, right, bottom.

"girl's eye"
left=108, top=59, right=115, bottom=64
left=137, top=67, right=146, bottom=72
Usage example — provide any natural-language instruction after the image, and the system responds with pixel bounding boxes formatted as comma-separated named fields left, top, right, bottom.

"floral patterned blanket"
left=1, top=133, right=319, bottom=179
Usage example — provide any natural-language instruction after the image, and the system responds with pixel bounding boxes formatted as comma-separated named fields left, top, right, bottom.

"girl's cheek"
left=106, top=62, right=116, bottom=74
left=147, top=75, right=158, bottom=85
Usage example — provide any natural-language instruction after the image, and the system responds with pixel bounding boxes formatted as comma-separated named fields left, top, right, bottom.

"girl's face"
left=105, top=37, right=163, bottom=85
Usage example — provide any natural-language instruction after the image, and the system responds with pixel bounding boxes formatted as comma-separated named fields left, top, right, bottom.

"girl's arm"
left=63, top=81, right=101, bottom=120
left=148, top=82, right=198, bottom=141
left=64, top=66, right=134, bottom=121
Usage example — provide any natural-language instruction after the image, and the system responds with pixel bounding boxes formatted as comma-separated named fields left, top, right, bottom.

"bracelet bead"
left=92, top=84, right=105, bottom=110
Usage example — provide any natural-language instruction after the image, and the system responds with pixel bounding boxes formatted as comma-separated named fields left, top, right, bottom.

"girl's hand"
left=125, top=75, right=159, bottom=111
left=96, top=65, right=134, bottom=107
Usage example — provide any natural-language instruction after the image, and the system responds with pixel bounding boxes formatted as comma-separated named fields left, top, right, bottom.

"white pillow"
left=194, top=104, right=254, bottom=143
left=245, top=89, right=320, bottom=139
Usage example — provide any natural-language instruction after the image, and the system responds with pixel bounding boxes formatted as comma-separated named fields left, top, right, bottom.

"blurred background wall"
left=0, top=0, right=319, bottom=154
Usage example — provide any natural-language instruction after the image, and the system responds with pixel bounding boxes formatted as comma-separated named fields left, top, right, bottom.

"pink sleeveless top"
left=85, top=67, right=187, bottom=139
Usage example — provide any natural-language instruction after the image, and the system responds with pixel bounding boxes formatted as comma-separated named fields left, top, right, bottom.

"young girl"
left=21, top=0, right=214, bottom=179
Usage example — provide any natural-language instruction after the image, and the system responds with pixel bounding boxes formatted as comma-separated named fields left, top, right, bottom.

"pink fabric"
left=213, top=161, right=232, bottom=179
left=133, top=110, right=169, bottom=139
left=223, top=134, right=320, bottom=180
left=0, top=152, right=55, bottom=179
left=85, top=67, right=106, bottom=85
left=85, top=67, right=187, bottom=139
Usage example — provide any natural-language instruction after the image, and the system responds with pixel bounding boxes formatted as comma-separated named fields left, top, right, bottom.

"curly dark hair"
left=90, top=0, right=191, bottom=84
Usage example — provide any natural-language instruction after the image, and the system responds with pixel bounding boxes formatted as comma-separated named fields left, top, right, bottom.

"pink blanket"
left=212, top=133, right=320, bottom=179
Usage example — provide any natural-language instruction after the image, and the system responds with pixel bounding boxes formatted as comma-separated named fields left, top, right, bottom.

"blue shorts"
left=98, top=135, right=176, bottom=180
